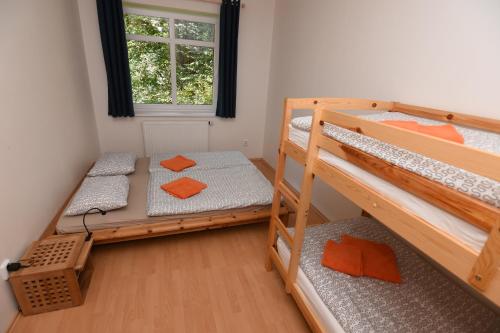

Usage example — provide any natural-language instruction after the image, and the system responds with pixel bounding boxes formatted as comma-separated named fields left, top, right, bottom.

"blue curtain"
left=216, top=0, right=240, bottom=118
left=96, top=0, right=134, bottom=117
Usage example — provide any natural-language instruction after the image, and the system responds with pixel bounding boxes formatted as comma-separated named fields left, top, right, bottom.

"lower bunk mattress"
left=277, top=217, right=500, bottom=333
left=147, top=164, right=274, bottom=216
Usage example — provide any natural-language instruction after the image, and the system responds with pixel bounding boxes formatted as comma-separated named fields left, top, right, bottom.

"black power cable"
left=83, top=207, right=107, bottom=241
left=5, top=209, right=106, bottom=274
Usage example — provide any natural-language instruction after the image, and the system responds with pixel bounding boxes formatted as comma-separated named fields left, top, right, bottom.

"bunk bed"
left=265, top=98, right=500, bottom=332
left=55, top=156, right=286, bottom=244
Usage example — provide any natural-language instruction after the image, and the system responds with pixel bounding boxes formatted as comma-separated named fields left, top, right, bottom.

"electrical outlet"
left=242, top=139, right=249, bottom=147
left=1, top=259, right=11, bottom=281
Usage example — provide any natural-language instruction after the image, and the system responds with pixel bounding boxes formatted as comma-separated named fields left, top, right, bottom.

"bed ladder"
left=266, top=104, right=322, bottom=292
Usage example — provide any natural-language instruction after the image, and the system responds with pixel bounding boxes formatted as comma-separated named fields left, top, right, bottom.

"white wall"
left=78, top=0, right=276, bottom=158
left=0, top=0, right=99, bottom=330
left=263, top=0, right=500, bottom=221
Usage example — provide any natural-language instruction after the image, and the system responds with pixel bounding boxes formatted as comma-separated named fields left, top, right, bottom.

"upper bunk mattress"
left=277, top=217, right=500, bottom=333
left=147, top=164, right=274, bottom=216
left=291, top=112, right=500, bottom=208
left=149, top=150, right=252, bottom=173
left=289, top=125, right=488, bottom=252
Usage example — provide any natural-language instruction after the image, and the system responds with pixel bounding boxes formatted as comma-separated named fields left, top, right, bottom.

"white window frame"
left=124, top=7, right=219, bottom=117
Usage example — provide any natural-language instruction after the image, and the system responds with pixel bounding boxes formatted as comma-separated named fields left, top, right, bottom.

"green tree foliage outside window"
left=124, top=13, right=215, bottom=106
left=127, top=40, right=172, bottom=104
left=176, top=45, right=214, bottom=105
left=125, top=14, right=169, bottom=37
left=174, top=19, right=214, bottom=42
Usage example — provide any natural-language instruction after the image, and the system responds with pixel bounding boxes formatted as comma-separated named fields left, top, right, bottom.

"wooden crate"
left=9, top=234, right=93, bottom=315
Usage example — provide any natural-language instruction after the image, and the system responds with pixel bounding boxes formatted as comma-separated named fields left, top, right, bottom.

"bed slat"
left=392, top=102, right=500, bottom=134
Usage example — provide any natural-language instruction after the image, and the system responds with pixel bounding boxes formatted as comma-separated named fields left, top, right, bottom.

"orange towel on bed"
left=321, top=240, right=363, bottom=277
left=161, top=177, right=207, bottom=199
left=341, top=235, right=401, bottom=283
left=381, top=120, right=464, bottom=144
left=160, top=155, right=196, bottom=172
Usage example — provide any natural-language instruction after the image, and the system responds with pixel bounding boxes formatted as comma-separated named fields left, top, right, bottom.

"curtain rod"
left=188, top=0, right=246, bottom=9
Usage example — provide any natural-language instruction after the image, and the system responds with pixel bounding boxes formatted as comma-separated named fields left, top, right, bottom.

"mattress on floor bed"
left=277, top=217, right=500, bottom=333
left=56, top=158, right=273, bottom=234
left=149, top=150, right=252, bottom=173
left=147, top=164, right=274, bottom=216
left=289, top=123, right=489, bottom=252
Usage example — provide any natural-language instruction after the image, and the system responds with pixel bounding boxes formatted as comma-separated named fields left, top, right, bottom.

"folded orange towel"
left=341, top=235, right=401, bottom=283
left=381, top=120, right=464, bottom=144
left=381, top=120, right=419, bottom=131
left=160, top=155, right=196, bottom=172
left=321, top=240, right=363, bottom=277
left=161, top=177, right=207, bottom=199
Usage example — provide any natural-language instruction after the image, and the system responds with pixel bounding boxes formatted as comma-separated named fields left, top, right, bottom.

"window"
left=124, top=8, right=218, bottom=116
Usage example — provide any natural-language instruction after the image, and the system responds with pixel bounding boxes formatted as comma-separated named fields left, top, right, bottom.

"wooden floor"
left=11, top=223, right=311, bottom=333
left=10, top=159, right=323, bottom=333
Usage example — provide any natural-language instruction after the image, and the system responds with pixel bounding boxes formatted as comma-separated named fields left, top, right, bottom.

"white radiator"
left=142, top=121, right=209, bottom=157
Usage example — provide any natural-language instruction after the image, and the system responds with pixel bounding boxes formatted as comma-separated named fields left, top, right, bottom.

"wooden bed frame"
left=89, top=206, right=286, bottom=245
left=265, top=98, right=500, bottom=332
left=44, top=158, right=288, bottom=245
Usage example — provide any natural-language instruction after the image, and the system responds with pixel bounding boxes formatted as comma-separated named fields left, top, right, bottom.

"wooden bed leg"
left=468, top=219, right=500, bottom=291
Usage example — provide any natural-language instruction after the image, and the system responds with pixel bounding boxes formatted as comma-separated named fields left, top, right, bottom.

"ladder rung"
left=272, top=216, right=294, bottom=246
left=278, top=181, right=299, bottom=210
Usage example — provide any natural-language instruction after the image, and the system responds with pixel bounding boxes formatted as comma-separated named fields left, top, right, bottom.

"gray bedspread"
left=147, top=164, right=273, bottom=216
left=291, top=112, right=500, bottom=208
left=283, top=217, right=500, bottom=333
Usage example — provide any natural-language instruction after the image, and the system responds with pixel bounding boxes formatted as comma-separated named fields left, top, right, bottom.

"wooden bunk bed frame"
left=265, top=98, right=500, bottom=332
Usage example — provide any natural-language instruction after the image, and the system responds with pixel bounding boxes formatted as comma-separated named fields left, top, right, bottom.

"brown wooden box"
left=9, top=234, right=93, bottom=315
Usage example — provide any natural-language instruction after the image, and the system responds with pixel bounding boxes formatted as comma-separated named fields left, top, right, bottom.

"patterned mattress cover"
left=281, top=217, right=500, bottom=333
left=291, top=112, right=500, bottom=208
left=147, top=164, right=274, bottom=216
left=149, top=150, right=252, bottom=173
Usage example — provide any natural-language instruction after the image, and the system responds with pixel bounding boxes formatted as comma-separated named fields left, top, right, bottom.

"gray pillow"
left=88, top=152, right=136, bottom=176
left=65, top=176, right=129, bottom=216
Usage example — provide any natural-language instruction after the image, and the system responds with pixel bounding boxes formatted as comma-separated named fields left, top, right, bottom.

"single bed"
left=288, top=113, right=500, bottom=252
left=56, top=157, right=283, bottom=244
left=276, top=217, right=500, bottom=333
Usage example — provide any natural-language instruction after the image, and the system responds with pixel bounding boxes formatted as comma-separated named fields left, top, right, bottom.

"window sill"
left=134, top=104, right=216, bottom=117
left=135, top=111, right=216, bottom=117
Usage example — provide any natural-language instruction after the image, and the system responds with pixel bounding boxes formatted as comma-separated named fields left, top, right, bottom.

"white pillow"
left=88, top=152, right=136, bottom=176
left=65, top=176, right=129, bottom=216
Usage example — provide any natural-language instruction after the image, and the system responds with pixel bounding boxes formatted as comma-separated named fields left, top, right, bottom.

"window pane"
left=127, top=40, right=172, bottom=104
left=124, top=14, right=169, bottom=37
left=176, top=45, right=214, bottom=105
left=174, top=19, right=214, bottom=42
